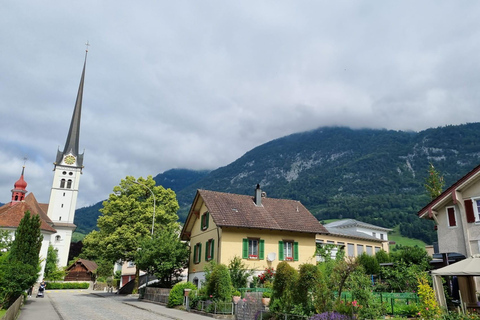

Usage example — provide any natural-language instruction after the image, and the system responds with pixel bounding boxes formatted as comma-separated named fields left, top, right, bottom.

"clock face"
left=64, top=155, right=76, bottom=165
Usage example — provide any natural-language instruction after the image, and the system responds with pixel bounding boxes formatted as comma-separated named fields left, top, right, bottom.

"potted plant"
left=261, top=291, right=271, bottom=306
left=232, top=290, right=241, bottom=304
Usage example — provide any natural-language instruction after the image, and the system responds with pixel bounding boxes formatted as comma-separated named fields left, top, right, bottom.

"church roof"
left=0, top=193, right=56, bottom=233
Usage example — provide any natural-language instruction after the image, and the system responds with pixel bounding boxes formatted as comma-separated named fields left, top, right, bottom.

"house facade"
left=418, top=163, right=480, bottom=258
left=316, top=219, right=390, bottom=259
left=180, top=185, right=329, bottom=288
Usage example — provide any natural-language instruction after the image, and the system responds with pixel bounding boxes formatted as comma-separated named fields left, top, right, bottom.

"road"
left=18, top=289, right=212, bottom=320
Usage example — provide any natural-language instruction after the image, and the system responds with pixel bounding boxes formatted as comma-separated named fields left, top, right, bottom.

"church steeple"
left=11, top=166, right=27, bottom=205
left=55, top=50, right=87, bottom=167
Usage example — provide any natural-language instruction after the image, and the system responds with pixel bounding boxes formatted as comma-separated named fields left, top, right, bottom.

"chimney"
left=254, top=184, right=262, bottom=206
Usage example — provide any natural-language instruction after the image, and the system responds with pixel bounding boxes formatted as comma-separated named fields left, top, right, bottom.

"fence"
left=1, top=295, right=23, bottom=320
left=338, top=291, right=419, bottom=315
left=143, top=287, right=171, bottom=304
left=193, top=300, right=235, bottom=315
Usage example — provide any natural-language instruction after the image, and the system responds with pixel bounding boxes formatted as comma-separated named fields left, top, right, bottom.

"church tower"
left=47, top=50, right=88, bottom=267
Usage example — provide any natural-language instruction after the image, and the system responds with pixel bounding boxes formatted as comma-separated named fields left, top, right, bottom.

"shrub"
left=417, top=272, right=441, bottom=319
left=206, top=264, right=233, bottom=301
left=45, top=282, right=89, bottom=289
left=262, top=291, right=271, bottom=298
left=271, top=261, right=298, bottom=313
left=228, top=256, right=253, bottom=289
left=167, top=281, right=197, bottom=308
left=295, top=263, right=320, bottom=314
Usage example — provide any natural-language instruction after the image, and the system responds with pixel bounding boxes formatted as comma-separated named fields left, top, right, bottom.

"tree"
left=0, top=229, right=12, bottom=255
left=0, top=211, right=43, bottom=308
left=425, top=163, right=445, bottom=200
left=228, top=256, right=253, bottom=289
left=44, top=245, right=66, bottom=281
left=135, top=224, right=188, bottom=287
left=82, top=176, right=179, bottom=291
left=271, top=261, right=298, bottom=313
left=205, top=263, right=233, bottom=301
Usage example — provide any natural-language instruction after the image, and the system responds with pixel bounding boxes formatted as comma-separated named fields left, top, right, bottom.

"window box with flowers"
left=242, top=238, right=264, bottom=260
left=279, top=240, right=298, bottom=261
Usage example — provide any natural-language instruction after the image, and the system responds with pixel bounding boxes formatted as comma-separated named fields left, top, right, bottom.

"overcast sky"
left=1, top=1, right=480, bottom=208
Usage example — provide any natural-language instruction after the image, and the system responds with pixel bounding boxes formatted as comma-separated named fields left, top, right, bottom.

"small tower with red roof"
left=11, top=166, right=28, bottom=205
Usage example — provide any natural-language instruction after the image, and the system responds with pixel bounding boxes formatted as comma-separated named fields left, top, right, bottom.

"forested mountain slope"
left=174, top=123, right=480, bottom=244
left=75, top=123, right=480, bottom=244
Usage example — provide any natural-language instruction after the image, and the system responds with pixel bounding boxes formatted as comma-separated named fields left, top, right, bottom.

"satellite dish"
left=267, top=252, right=276, bottom=262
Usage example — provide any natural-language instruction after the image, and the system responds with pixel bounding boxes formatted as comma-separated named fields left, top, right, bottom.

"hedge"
left=45, top=282, right=90, bottom=289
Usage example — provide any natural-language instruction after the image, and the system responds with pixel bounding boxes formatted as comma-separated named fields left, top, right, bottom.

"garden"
left=162, top=245, right=480, bottom=320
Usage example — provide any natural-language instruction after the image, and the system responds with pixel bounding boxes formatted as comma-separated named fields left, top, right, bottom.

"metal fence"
left=193, top=300, right=235, bottom=315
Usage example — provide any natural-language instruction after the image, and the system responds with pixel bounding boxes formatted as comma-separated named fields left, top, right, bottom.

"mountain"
left=75, top=123, right=480, bottom=244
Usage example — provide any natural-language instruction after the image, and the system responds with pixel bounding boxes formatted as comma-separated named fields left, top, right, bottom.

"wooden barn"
left=64, top=259, right=98, bottom=282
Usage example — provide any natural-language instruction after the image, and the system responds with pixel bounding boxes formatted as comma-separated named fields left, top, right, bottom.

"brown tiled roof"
left=197, top=189, right=328, bottom=234
left=0, top=193, right=56, bottom=233
left=66, top=259, right=98, bottom=272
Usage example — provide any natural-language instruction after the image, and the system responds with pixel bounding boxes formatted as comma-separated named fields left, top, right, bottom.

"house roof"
left=0, top=193, right=56, bottom=233
left=66, top=259, right=98, bottom=272
left=181, top=189, right=328, bottom=240
left=324, top=227, right=386, bottom=243
left=324, top=219, right=392, bottom=232
left=418, top=162, right=480, bottom=219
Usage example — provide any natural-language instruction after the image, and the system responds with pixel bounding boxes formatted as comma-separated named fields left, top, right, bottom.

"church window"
left=61, top=204, right=64, bottom=208
left=60, top=179, right=66, bottom=188
left=63, top=192, right=65, bottom=196
left=67, top=179, right=72, bottom=188
left=55, top=235, right=61, bottom=241
left=59, top=216, right=61, bottom=221
left=69, top=172, right=73, bottom=176
left=62, top=171, right=67, bottom=175
left=15, top=195, right=18, bottom=201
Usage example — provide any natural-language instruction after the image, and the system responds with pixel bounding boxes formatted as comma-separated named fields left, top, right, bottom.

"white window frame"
left=248, top=239, right=259, bottom=259
left=473, top=198, right=480, bottom=223
left=446, top=206, right=458, bottom=228
left=284, top=241, right=294, bottom=261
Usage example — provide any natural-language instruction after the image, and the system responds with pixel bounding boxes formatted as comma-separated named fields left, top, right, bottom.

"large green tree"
left=44, top=245, right=65, bottom=281
left=0, top=211, right=43, bottom=308
left=82, top=176, right=179, bottom=290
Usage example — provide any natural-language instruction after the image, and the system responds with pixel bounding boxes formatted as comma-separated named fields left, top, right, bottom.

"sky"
left=1, top=1, right=480, bottom=208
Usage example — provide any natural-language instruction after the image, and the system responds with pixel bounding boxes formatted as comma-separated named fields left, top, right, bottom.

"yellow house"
left=180, top=185, right=329, bottom=287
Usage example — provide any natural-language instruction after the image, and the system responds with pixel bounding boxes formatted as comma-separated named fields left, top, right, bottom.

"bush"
left=167, top=281, right=197, bottom=308
left=271, top=261, right=298, bottom=313
left=309, top=311, right=354, bottom=320
left=206, top=264, right=233, bottom=301
left=45, top=282, right=90, bottom=289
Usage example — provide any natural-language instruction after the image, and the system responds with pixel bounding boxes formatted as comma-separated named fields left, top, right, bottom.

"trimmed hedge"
left=45, top=282, right=90, bottom=289
left=167, top=282, right=197, bottom=308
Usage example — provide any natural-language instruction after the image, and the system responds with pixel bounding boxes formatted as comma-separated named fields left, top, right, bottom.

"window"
left=372, top=232, right=376, bottom=238
left=357, top=244, right=364, bottom=255
left=366, top=246, right=373, bottom=255
left=205, top=239, right=215, bottom=261
left=242, top=238, right=264, bottom=259
left=128, top=261, right=135, bottom=268
left=375, top=247, right=381, bottom=253
left=380, top=234, right=384, bottom=240
left=193, top=243, right=202, bottom=264
left=201, top=212, right=209, bottom=230
left=55, top=235, right=61, bottom=241
left=279, top=240, right=298, bottom=261
left=67, top=179, right=72, bottom=189
left=347, top=243, right=355, bottom=257
left=474, top=199, right=480, bottom=222
left=60, top=179, right=66, bottom=188
left=447, top=207, right=457, bottom=227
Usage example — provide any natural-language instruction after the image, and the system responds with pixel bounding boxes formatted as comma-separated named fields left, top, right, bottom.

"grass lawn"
left=388, top=226, right=426, bottom=248
left=0, top=309, right=6, bottom=317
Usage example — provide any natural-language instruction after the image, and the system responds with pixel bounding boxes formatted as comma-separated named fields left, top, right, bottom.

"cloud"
left=1, top=1, right=480, bottom=207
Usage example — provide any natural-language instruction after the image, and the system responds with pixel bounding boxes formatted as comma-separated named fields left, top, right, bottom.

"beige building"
left=180, top=185, right=329, bottom=287
left=316, top=219, right=390, bottom=259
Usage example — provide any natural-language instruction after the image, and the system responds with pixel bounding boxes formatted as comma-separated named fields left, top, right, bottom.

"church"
left=0, top=50, right=88, bottom=279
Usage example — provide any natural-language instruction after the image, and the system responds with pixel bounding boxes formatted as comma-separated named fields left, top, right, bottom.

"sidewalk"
left=17, top=294, right=60, bottom=320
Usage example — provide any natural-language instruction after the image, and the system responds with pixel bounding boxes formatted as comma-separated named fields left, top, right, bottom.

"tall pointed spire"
left=55, top=49, right=87, bottom=167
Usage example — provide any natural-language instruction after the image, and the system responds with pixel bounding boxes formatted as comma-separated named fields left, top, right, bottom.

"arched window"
left=60, top=179, right=66, bottom=188
left=14, top=195, right=18, bottom=201
left=55, top=235, right=61, bottom=241
left=67, top=179, right=72, bottom=189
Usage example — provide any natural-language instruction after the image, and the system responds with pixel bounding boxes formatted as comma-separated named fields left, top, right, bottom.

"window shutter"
left=199, top=243, right=202, bottom=263
left=211, top=239, right=215, bottom=260
left=242, top=239, right=248, bottom=259
left=205, top=241, right=209, bottom=260
left=278, top=241, right=284, bottom=261
left=193, top=244, right=198, bottom=264
left=294, top=242, right=299, bottom=261
left=447, top=207, right=456, bottom=227
left=206, top=212, right=210, bottom=229
left=259, top=239, right=265, bottom=260
left=465, top=199, right=476, bottom=223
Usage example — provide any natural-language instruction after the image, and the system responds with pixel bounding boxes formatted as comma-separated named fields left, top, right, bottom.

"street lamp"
left=133, top=181, right=156, bottom=236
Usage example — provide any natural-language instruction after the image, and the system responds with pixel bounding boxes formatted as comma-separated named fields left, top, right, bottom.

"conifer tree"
left=425, top=163, right=445, bottom=200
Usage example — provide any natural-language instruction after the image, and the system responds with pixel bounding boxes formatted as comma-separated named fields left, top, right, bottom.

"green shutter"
left=294, top=242, right=299, bottom=261
left=206, top=212, right=210, bottom=229
left=259, top=239, right=265, bottom=260
left=278, top=241, right=284, bottom=261
left=193, top=244, right=198, bottom=264
left=205, top=241, right=209, bottom=260
left=211, top=239, right=215, bottom=260
left=199, top=243, right=202, bottom=263
left=242, top=239, right=248, bottom=259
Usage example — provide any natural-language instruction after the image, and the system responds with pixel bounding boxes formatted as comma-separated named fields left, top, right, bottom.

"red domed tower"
left=11, top=166, right=28, bottom=205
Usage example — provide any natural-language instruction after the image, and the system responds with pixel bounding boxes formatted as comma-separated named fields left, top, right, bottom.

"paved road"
left=18, top=289, right=212, bottom=320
